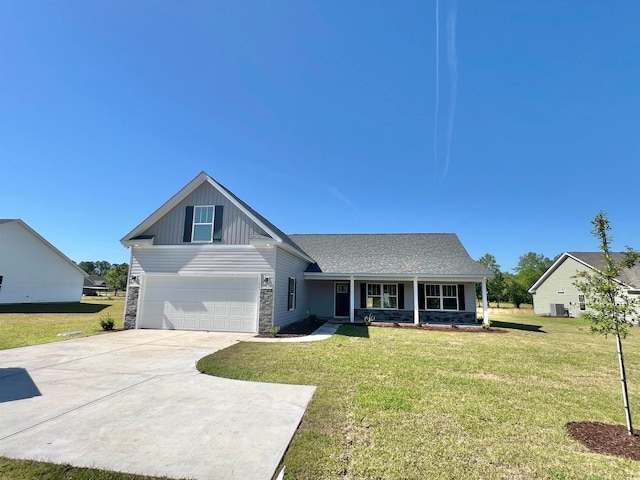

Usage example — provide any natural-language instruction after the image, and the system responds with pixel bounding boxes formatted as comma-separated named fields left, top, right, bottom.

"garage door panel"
left=139, top=275, right=258, bottom=333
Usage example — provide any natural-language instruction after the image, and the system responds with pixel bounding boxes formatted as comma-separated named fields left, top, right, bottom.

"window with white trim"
left=425, top=284, right=458, bottom=310
left=192, top=206, right=215, bottom=242
left=367, top=283, right=397, bottom=309
left=578, top=294, right=586, bottom=311
left=288, top=277, right=297, bottom=311
left=0, top=275, right=3, bottom=293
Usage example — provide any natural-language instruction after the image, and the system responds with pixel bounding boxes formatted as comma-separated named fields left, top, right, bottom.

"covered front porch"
left=303, top=274, right=490, bottom=326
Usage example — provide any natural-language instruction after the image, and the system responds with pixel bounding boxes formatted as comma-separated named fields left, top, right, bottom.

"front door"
left=335, top=282, right=350, bottom=317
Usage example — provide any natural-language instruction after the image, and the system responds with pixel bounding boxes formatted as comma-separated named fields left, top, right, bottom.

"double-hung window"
left=288, top=277, right=297, bottom=311
left=367, top=283, right=398, bottom=309
left=425, top=284, right=458, bottom=310
left=192, top=206, right=214, bottom=242
left=578, top=294, right=586, bottom=311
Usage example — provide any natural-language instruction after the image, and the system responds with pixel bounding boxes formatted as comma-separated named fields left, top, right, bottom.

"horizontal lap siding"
left=141, top=183, right=269, bottom=245
left=533, top=257, right=585, bottom=315
left=274, top=248, right=310, bottom=328
left=130, top=245, right=276, bottom=277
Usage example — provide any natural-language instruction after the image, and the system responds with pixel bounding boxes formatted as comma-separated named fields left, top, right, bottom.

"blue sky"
left=1, top=1, right=639, bottom=272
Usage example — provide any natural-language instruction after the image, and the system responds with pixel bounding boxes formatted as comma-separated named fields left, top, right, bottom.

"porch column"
left=413, top=278, right=419, bottom=324
left=349, top=276, right=355, bottom=323
left=482, top=278, right=489, bottom=326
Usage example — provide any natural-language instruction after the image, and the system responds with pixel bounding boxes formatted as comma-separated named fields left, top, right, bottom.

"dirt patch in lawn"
left=567, top=421, right=640, bottom=461
left=256, top=317, right=328, bottom=338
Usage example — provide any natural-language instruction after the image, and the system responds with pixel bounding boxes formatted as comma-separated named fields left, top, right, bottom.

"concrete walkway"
left=0, top=330, right=316, bottom=480
left=247, top=320, right=343, bottom=343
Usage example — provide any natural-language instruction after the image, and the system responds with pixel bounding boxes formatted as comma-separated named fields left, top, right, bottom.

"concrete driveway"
left=0, top=330, right=316, bottom=479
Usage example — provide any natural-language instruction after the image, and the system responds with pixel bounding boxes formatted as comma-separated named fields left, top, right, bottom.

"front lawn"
left=198, top=313, right=640, bottom=479
left=0, top=297, right=125, bottom=350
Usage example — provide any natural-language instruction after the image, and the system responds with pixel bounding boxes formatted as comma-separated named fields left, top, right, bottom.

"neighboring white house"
left=120, top=172, right=493, bottom=333
left=0, top=219, right=86, bottom=304
left=528, top=251, right=640, bottom=316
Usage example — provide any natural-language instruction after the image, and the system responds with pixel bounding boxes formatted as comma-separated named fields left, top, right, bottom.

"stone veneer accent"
left=258, top=288, right=274, bottom=333
left=123, top=286, right=140, bottom=329
left=355, top=308, right=476, bottom=324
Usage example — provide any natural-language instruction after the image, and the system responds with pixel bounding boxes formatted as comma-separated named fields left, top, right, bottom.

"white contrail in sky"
left=433, top=0, right=440, bottom=181
left=443, top=0, right=457, bottom=178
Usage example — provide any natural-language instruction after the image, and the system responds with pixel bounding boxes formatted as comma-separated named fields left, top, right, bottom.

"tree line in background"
left=475, top=252, right=557, bottom=307
left=77, top=261, right=129, bottom=293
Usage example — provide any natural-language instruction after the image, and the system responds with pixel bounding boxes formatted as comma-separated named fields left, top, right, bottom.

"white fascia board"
left=12, top=220, right=88, bottom=278
left=528, top=252, right=570, bottom=294
left=303, top=272, right=492, bottom=282
left=120, top=171, right=211, bottom=244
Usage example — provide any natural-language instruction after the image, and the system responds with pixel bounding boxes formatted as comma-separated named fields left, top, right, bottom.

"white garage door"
left=138, top=275, right=258, bottom=333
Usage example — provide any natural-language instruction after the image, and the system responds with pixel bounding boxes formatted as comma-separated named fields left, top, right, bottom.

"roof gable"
left=121, top=172, right=312, bottom=260
left=529, top=251, right=640, bottom=293
left=0, top=219, right=87, bottom=278
left=288, top=233, right=493, bottom=277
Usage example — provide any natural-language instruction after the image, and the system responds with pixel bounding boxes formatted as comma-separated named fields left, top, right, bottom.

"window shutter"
left=360, top=283, right=367, bottom=309
left=213, top=205, right=224, bottom=242
left=398, top=283, right=405, bottom=309
left=457, top=284, right=465, bottom=311
left=183, top=206, right=194, bottom=243
left=418, top=284, right=425, bottom=310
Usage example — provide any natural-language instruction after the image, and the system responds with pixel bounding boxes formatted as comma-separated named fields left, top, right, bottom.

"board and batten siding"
left=306, top=281, right=335, bottom=318
left=273, top=247, right=310, bottom=328
left=141, top=183, right=269, bottom=245
left=532, top=256, right=587, bottom=315
left=130, top=244, right=276, bottom=278
left=0, top=222, right=84, bottom=304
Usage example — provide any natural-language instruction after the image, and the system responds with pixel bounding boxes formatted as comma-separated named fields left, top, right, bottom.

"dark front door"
left=335, top=282, right=350, bottom=317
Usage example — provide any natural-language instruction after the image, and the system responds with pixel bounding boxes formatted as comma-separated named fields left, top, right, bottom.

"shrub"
left=363, top=314, right=375, bottom=326
left=268, top=326, right=281, bottom=337
left=99, top=315, right=115, bottom=331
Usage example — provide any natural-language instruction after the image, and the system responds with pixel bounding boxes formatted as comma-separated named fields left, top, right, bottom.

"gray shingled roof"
left=569, top=252, right=640, bottom=288
left=288, top=234, right=493, bottom=276
left=213, top=178, right=312, bottom=260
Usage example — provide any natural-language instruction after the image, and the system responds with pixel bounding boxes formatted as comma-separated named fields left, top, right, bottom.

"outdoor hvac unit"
left=550, top=304, right=565, bottom=316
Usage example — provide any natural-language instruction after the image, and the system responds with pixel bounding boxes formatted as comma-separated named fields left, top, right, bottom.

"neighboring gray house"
left=83, top=275, right=108, bottom=296
left=529, top=252, right=640, bottom=316
left=121, top=172, right=493, bottom=333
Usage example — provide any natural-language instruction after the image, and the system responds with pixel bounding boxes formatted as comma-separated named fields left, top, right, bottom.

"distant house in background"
left=529, top=252, right=640, bottom=317
left=0, top=219, right=86, bottom=304
left=83, top=275, right=109, bottom=296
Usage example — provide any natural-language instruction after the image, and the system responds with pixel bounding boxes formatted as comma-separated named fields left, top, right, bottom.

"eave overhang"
left=303, top=272, right=494, bottom=282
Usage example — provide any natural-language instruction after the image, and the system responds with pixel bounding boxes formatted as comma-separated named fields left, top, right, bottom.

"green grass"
left=197, top=313, right=640, bottom=479
left=0, top=297, right=125, bottom=350
left=0, top=457, right=182, bottom=480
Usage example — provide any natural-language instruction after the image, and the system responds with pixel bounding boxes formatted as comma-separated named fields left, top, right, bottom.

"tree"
left=513, top=252, right=554, bottom=305
left=572, top=212, right=639, bottom=436
left=106, top=263, right=129, bottom=293
left=77, top=261, right=96, bottom=275
left=77, top=260, right=112, bottom=276
left=476, top=254, right=508, bottom=307
left=504, top=272, right=529, bottom=308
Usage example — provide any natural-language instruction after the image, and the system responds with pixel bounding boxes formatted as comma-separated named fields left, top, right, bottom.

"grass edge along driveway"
left=197, top=313, right=640, bottom=480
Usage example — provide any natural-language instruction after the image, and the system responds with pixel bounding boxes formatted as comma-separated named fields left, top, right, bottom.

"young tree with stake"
left=573, top=212, right=640, bottom=436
